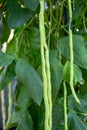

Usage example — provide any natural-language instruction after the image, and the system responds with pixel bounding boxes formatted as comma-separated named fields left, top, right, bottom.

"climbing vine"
left=0, top=0, right=87, bottom=130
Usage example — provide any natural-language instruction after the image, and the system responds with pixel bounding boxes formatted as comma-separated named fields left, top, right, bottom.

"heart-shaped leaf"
left=7, top=0, right=33, bottom=28
left=57, top=35, right=87, bottom=69
left=15, top=59, right=43, bottom=104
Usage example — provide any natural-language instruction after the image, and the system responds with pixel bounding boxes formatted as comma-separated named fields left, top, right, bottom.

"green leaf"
left=28, top=27, right=40, bottom=49
left=17, top=84, right=31, bottom=112
left=15, top=59, right=43, bottom=104
left=7, top=0, right=34, bottom=28
left=57, top=35, right=87, bottom=69
left=22, top=0, right=39, bottom=11
left=6, top=33, right=27, bottom=58
left=7, top=111, right=33, bottom=130
left=0, top=14, right=5, bottom=39
left=50, top=50, right=63, bottom=99
left=63, top=61, right=84, bottom=85
left=73, top=0, right=87, bottom=18
left=0, top=18, right=10, bottom=43
left=29, top=103, right=44, bottom=130
left=0, top=61, right=15, bottom=90
left=52, top=98, right=64, bottom=130
left=6, top=37, right=16, bottom=55
left=51, top=63, right=63, bottom=100
left=56, top=126, right=64, bottom=130
left=0, top=51, right=14, bottom=67
left=80, top=69, right=87, bottom=94
left=17, top=111, right=33, bottom=130
left=68, top=111, right=87, bottom=130
left=68, top=94, right=87, bottom=113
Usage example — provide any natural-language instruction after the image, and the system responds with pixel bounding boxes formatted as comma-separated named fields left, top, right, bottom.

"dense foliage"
left=0, top=0, right=87, bottom=130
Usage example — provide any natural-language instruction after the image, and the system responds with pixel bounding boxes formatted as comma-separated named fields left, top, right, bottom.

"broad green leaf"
left=0, top=14, right=4, bottom=39
left=73, top=0, right=87, bottom=18
left=68, top=94, right=87, bottom=113
left=14, top=26, right=25, bottom=35
left=7, top=0, right=34, bottom=28
left=68, top=111, right=87, bottom=130
left=15, top=59, right=43, bottom=104
left=6, top=111, right=33, bottom=130
left=52, top=98, right=64, bottom=130
left=17, top=111, right=33, bottom=130
left=50, top=50, right=63, bottom=99
left=0, top=61, right=15, bottom=90
left=6, top=84, right=32, bottom=129
left=63, top=61, right=84, bottom=85
left=51, top=63, right=63, bottom=99
left=56, top=126, right=64, bottom=130
left=80, top=69, right=87, bottom=94
left=50, top=50, right=59, bottom=70
left=17, top=84, right=31, bottom=112
left=6, top=33, right=28, bottom=58
left=0, top=51, right=14, bottom=67
left=6, top=37, right=16, bottom=55
left=6, top=111, right=21, bottom=129
left=22, top=0, right=39, bottom=11
left=28, top=27, right=40, bottom=49
left=57, top=35, right=87, bottom=69
left=29, top=102, right=44, bottom=130
left=0, top=18, right=10, bottom=43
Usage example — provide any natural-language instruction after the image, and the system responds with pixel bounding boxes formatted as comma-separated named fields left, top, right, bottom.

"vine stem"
left=6, top=82, right=12, bottom=127
left=0, top=90, right=6, bottom=130
left=39, top=0, right=52, bottom=130
left=68, top=0, right=80, bottom=104
left=83, top=12, right=87, bottom=33
left=63, top=81, right=68, bottom=130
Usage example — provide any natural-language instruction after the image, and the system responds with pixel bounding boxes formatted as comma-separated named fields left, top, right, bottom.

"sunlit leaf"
left=63, top=61, right=84, bottom=85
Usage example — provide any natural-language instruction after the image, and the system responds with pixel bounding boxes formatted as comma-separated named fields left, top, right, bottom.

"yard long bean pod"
left=0, top=90, right=6, bottom=130
left=45, top=43, right=52, bottom=130
left=68, top=0, right=80, bottom=104
left=39, top=0, right=52, bottom=130
left=64, top=81, right=68, bottom=130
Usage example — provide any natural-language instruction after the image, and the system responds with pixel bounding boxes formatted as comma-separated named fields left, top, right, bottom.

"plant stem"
left=6, top=82, right=12, bottom=127
left=48, top=0, right=52, bottom=48
left=0, top=90, right=6, bottom=130
left=64, top=81, right=68, bottom=130
left=83, top=12, right=87, bottom=33
left=68, top=0, right=80, bottom=104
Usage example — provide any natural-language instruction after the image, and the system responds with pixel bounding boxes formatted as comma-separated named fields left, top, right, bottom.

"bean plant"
left=0, top=0, right=87, bottom=130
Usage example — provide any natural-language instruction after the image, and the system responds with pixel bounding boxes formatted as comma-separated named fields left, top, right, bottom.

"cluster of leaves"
left=0, top=0, right=87, bottom=130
